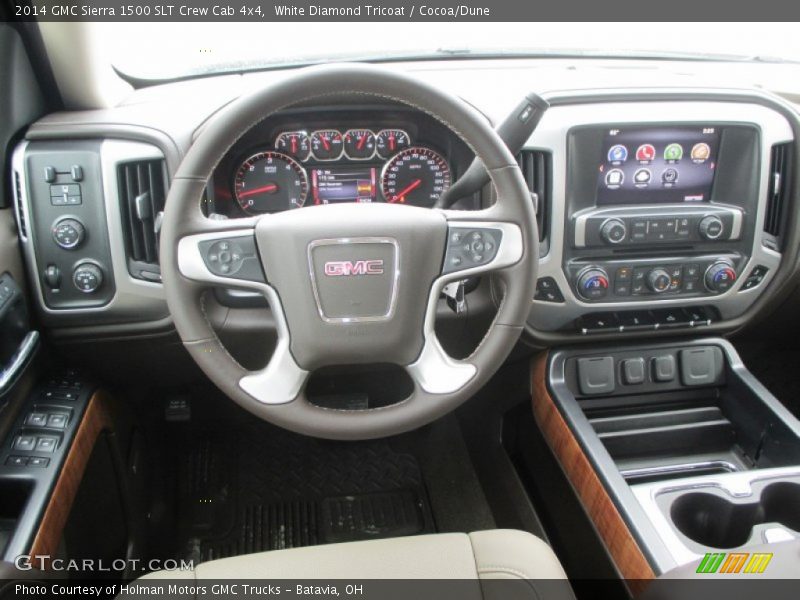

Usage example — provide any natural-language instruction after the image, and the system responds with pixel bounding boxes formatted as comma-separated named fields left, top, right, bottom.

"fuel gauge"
left=376, top=129, right=410, bottom=159
left=275, top=131, right=311, bottom=161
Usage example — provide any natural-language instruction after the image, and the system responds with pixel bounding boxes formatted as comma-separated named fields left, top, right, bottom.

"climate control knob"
left=52, top=218, right=85, bottom=250
left=72, top=263, right=104, bottom=294
left=576, top=267, right=610, bottom=300
left=599, top=218, right=627, bottom=244
left=698, top=215, right=724, bottom=240
left=647, top=268, right=672, bottom=293
left=705, top=261, right=737, bottom=293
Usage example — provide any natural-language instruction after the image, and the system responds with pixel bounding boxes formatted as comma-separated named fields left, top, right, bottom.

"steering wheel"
left=160, top=64, right=537, bottom=440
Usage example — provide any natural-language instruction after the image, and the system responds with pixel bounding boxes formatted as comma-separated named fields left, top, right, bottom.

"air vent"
left=764, top=143, right=792, bottom=244
left=118, top=160, right=167, bottom=279
left=517, top=150, right=551, bottom=246
left=13, top=171, right=27, bottom=240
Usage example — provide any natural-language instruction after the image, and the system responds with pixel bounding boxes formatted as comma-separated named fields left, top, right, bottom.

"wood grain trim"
left=530, top=353, right=655, bottom=590
left=29, top=390, right=113, bottom=565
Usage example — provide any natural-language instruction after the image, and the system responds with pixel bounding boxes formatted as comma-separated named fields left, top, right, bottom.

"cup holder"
left=670, top=482, right=800, bottom=549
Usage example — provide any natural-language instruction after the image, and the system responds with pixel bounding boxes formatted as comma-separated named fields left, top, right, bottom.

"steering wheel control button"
left=705, top=261, right=737, bottom=293
left=652, top=355, right=677, bottom=382
left=535, top=277, right=564, bottom=303
left=443, top=227, right=502, bottom=274
left=622, top=358, right=646, bottom=385
left=577, top=357, right=615, bottom=396
left=52, top=218, right=85, bottom=249
left=199, top=236, right=264, bottom=282
left=73, top=263, right=104, bottom=294
left=576, top=267, right=609, bottom=300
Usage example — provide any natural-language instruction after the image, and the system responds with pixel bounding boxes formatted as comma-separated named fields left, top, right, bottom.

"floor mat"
left=172, top=419, right=434, bottom=563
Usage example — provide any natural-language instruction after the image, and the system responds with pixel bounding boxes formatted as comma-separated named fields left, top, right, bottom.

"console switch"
left=577, top=357, right=616, bottom=395
left=652, top=355, right=676, bottom=382
left=680, top=348, right=720, bottom=386
left=622, top=358, right=645, bottom=385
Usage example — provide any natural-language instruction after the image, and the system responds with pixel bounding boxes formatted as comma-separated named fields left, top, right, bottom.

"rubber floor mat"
left=173, top=420, right=434, bottom=563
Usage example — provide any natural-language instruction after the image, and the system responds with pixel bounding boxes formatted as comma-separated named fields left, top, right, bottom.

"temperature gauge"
left=311, top=130, right=344, bottom=161
left=343, top=129, right=376, bottom=160
left=275, top=131, right=311, bottom=161
left=376, top=129, right=410, bottom=159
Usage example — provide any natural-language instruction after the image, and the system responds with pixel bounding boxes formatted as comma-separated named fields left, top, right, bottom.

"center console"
left=527, top=98, right=795, bottom=338
left=535, top=339, right=800, bottom=576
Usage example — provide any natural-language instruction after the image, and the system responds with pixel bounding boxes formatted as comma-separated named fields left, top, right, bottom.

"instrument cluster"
left=225, top=127, right=453, bottom=215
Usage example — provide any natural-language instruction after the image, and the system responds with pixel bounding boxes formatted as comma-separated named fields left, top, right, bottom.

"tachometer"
left=311, top=129, right=344, bottom=161
left=375, top=129, right=410, bottom=159
left=233, top=151, right=308, bottom=214
left=275, top=131, right=311, bottom=161
left=381, top=147, right=451, bottom=207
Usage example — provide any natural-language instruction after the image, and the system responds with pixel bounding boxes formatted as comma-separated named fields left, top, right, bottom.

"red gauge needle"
left=391, top=179, right=422, bottom=203
left=389, top=134, right=396, bottom=151
left=357, top=134, right=367, bottom=150
left=320, top=136, right=330, bottom=151
left=290, top=136, right=298, bottom=154
left=238, top=183, right=278, bottom=199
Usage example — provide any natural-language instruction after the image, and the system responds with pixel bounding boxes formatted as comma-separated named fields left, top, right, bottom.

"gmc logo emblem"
left=324, top=260, right=385, bottom=277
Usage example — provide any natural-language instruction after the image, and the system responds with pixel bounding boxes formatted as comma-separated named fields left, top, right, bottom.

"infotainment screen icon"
left=596, top=126, right=720, bottom=205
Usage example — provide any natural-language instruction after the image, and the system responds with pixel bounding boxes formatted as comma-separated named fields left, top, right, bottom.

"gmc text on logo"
left=324, top=260, right=385, bottom=277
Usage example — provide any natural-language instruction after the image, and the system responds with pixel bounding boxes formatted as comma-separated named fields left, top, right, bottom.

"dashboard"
left=8, top=61, right=800, bottom=349
left=205, top=108, right=476, bottom=218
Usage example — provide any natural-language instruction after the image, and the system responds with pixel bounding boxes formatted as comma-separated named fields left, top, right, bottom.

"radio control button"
left=599, top=218, right=627, bottom=244
left=699, top=215, right=724, bottom=240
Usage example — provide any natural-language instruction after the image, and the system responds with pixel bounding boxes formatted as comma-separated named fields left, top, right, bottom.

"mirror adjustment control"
left=72, top=263, right=104, bottom=293
left=52, top=218, right=85, bottom=250
left=576, top=267, right=610, bottom=300
left=704, top=261, right=737, bottom=293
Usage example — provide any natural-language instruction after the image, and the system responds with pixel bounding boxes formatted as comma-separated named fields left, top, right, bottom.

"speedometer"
left=233, top=151, right=308, bottom=214
left=381, top=147, right=451, bottom=207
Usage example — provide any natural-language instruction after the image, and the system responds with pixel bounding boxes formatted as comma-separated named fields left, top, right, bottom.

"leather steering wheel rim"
left=160, top=63, right=538, bottom=440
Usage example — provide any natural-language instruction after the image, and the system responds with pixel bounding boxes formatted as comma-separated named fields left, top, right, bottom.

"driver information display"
left=311, top=167, right=377, bottom=204
left=596, top=126, right=720, bottom=205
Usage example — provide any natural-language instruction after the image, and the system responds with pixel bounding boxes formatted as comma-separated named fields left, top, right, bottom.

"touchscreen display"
left=596, top=126, right=720, bottom=205
left=311, top=167, right=377, bottom=204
